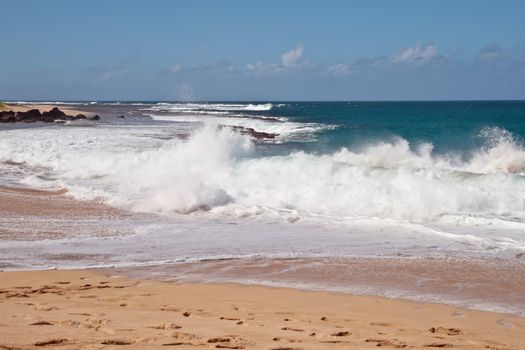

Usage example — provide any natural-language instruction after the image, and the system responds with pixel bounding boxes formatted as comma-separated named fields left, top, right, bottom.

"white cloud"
left=244, top=61, right=280, bottom=76
left=326, top=64, right=352, bottom=76
left=393, top=41, right=439, bottom=63
left=169, top=64, right=182, bottom=74
left=87, top=56, right=138, bottom=81
left=281, top=43, right=304, bottom=67
left=478, top=43, right=511, bottom=62
left=243, top=43, right=310, bottom=75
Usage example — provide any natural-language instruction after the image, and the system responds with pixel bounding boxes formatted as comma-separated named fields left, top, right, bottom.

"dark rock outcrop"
left=42, top=107, right=66, bottom=118
left=230, top=125, right=278, bottom=140
left=0, top=107, right=100, bottom=124
left=0, top=110, right=16, bottom=123
left=15, top=109, right=42, bottom=122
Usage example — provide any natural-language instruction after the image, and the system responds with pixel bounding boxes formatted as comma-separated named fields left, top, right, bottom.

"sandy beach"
left=1, top=269, right=524, bottom=350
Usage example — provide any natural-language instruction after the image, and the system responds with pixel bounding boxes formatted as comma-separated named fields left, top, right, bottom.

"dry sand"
left=1, top=269, right=524, bottom=350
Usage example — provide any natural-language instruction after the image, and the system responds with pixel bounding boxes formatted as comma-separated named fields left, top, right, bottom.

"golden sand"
left=1, top=269, right=524, bottom=349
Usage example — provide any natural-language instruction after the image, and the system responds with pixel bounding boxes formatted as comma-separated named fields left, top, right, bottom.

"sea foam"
left=1, top=123, right=524, bottom=229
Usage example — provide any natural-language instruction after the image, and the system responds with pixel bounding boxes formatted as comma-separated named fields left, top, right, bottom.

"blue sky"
left=1, top=0, right=525, bottom=101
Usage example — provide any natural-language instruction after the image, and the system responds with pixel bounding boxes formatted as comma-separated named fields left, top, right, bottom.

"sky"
left=1, top=0, right=525, bottom=101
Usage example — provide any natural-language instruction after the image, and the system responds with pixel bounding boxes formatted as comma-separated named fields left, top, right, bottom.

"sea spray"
left=0, top=122, right=524, bottom=226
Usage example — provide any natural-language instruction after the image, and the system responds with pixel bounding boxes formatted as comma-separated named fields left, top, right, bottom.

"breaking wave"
left=1, top=124, right=525, bottom=227
left=146, top=102, right=277, bottom=113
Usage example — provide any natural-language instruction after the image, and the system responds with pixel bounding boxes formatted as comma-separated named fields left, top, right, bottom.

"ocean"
left=1, top=100, right=525, bottom=314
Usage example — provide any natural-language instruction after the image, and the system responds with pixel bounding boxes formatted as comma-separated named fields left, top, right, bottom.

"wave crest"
left=1, top=124, right=525, bottom=225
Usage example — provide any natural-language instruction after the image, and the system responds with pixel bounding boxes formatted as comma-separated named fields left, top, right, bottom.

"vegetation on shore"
left=0, top=101, right=6, bottom=110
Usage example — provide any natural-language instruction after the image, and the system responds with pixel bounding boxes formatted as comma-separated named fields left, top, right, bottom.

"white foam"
left=145, top=102, right=276, bottom=113
left=1, top=123, right=525, bottom=256
left=147, top=113, right=331, bottom=142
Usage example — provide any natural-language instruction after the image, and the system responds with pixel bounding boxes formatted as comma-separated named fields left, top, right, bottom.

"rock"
left=15, top=109, right=42, bottom=122
left=0, top=107, right=97, bottom=124
left=42, top=116, right=57, bottom=123
left=230, top=125, right=277, bottom=139
left=117, top=115, right=125, bottom=118
left=40, top=107, right=67, bottom=122
left=42, top=107, right=66, bottom=118
left=0, top=110, right=16, bottom=123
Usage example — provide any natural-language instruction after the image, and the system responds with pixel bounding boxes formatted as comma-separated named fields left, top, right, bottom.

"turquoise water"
left=261, top=101, right=525, bottom=154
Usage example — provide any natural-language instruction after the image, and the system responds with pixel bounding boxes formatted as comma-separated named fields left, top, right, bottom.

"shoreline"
left=1, top=268, right=524, bottom=349
left=1, top=184, right=524, bottom=318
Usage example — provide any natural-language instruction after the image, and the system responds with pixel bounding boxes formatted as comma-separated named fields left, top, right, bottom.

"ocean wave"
left=147, top=113, right=333, bottom=143
left=146, top=102, right=278, bottom=113
left=1, top=124, right=525, bottom=229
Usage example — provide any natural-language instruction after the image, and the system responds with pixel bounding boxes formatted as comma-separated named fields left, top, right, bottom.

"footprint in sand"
left=78, top=295, right=97, bottom=299
left=281, top=327, right=304, bottom=332
left=60, top=320, right=82, bottom=328
left=429, top=327, right=463, bottom=336
left=273, top=337, right=302, bottom=343
left=207, top=336, right=248, bottom=349
left=214, top=346, right=245, bottom=349
left=161, top=341, right=194, bottom=346
left=171, top=331, right=199, bottom=341
left=34, top=339, right=68, bottom=346
left=365, top=338, right=407, bottom=348
left=33, top=303, right=58, bottom=311
left=162, top=332, right=201, bottom=346
left=29, top=321, right=53, bottom=326
left=160, top=306, right=181, bottom=312
left=100, top=339, right=133, bottom=345
left=320, top=340, right=351, bottom=344
left=484, top=343, right=513, bottom=350
left=95, top=326, right=116, bottom=334
left=331, top=331, right=351, bottom=337
left=424, top=343, right=454, bottom=348
left=147, top=324, right=182, bottom=330
left=208, top=337, right=233, bottom=343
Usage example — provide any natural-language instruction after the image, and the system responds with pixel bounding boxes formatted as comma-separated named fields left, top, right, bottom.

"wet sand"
left=1, top=269, right=524, bottom=350
left=0, top=186, right=132, bottom=242
left=123, top=256, right=525, bottom=317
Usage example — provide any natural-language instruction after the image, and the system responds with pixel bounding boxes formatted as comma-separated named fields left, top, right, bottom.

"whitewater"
left=1, top=101, right=525, bottom=263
